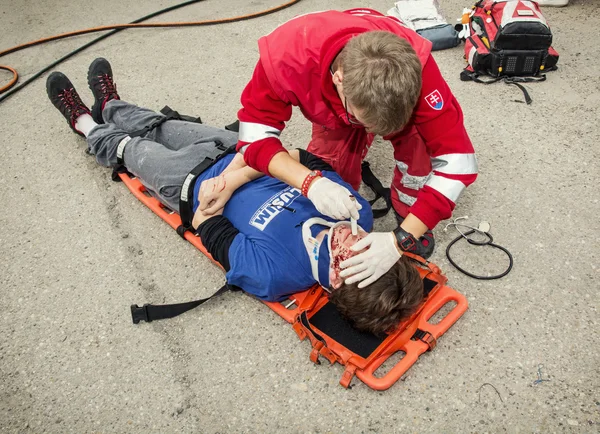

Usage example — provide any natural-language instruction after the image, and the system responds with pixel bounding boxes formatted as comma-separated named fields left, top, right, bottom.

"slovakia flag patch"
left=425, top=90, right=443, bottom=110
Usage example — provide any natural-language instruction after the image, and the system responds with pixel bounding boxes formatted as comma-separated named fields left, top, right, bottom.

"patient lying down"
left=45, top=62, right=424, bottom=336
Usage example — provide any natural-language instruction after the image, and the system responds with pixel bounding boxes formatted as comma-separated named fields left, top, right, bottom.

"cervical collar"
left=301, top=217, right=365, bottom=288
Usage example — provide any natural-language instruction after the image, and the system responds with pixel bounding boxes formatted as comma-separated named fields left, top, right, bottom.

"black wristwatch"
left=393, top=227, right=418, bottom=253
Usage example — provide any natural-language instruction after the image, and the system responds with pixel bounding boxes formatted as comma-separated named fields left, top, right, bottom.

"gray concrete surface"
left=1, top=0, right=598, bottom=432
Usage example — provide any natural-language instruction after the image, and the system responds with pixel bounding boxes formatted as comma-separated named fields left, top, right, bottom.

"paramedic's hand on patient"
left=307, top=177, right=362, bottom=220
left=339, top=232, right=401, bottom=288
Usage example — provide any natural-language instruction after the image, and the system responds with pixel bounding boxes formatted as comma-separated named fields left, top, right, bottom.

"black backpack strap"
left=460, top=69, right=546, bottom=105
left=460, top=69, right=503, bottom=84
left=503, top=75, right=546, bottom=105
left=361, top=161, right=392, bottom=219
left=131, top=283, right=238, bottom=324
left=504, top=80, right=533, bottom=105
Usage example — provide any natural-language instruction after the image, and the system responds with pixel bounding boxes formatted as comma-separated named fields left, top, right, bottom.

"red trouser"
left=307, top=123, right=432, bottom=218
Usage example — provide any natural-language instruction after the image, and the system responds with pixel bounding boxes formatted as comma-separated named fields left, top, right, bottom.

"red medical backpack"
left=461, top=0, right=559, bottom=80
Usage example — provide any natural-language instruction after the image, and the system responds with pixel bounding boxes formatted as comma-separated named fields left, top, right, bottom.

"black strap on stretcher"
left=108, top=106, right=237, bottom=324
left=129, top=140, right=235, bottom=324
left=300, top=312, right=326, bottom=344
left=129, top=143, right=234, bottom=325
left=129, top=105, right=203, bottom=138
left=131, top=283, right=239, bottom=323
left=129, top=142, right=234, bottom=325
left=175, top=149, right=222, bottom=238
left=361, top=161, right=392, bottom=219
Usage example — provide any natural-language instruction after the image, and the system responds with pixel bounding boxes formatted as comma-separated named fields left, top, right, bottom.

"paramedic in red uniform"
left=234, top=8, right=478, bottom=288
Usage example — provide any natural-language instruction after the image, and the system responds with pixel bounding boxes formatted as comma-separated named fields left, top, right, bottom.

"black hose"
left=0, top=0, right=302, bottom=103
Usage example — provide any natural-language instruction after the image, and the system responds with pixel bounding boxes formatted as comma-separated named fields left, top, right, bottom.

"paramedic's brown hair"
left=330, top=256, right=424, bottom=336
left=340, top=31, right=422, bottom=136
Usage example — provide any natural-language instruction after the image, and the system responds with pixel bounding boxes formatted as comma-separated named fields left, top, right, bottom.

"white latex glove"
left=339, top=232, right=401, bottom=288
left=307, top=177, right=362, bottom=220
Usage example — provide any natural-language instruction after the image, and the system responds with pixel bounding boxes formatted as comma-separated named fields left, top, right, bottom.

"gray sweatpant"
left=86, top=100, right=238, bottom=212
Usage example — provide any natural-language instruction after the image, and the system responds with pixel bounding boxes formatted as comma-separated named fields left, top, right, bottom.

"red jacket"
left=237, top=8, right=477, bottom=229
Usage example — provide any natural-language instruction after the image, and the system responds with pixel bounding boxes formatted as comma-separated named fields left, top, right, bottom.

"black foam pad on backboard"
left=309, top=278, right=438, bottom=359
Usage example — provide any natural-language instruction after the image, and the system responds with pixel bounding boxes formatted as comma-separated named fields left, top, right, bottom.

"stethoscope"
left=443, top=216, right=513, bottom=280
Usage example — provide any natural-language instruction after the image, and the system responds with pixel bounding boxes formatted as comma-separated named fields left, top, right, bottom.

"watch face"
left=401, top=237, right=416, bottom=252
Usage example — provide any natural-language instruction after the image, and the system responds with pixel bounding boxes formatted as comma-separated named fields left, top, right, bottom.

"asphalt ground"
left=0, top=0, right=598, bottom=432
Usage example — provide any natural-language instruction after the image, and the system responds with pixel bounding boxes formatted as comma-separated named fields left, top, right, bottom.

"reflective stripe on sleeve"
left=394, top=187, right=417, bottom=207
left=395, top=161, right=431, bottom=190
left=425, top=174, right=465, bottom=203
left=430, top=153, right=478, bottom=175
left=238, top=122, right=281, bottom=143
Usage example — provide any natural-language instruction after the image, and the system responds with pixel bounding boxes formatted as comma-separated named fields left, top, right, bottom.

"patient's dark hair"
left=329, top=256, right=424, bottom=336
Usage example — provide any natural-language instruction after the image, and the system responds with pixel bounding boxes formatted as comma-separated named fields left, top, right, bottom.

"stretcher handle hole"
left=372, top=351, right=406, bottom=379
left=427, top=301, right=458, bottom=325
left=158, top=203, right=175, bottom=214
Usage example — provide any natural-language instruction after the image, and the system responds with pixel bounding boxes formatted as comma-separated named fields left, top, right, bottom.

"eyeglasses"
left=331, top=69, right=364, bottom=127
left=344, top=96, right=363, bottom=126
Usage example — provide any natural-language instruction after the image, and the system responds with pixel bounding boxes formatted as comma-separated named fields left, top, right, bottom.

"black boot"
left=46, top=72, right=92, bottom=136
left=88, top=58, right=120, bottom=124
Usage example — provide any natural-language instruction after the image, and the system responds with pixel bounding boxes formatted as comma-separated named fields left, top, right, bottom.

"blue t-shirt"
left=192, top=154, right=373, bottom=301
